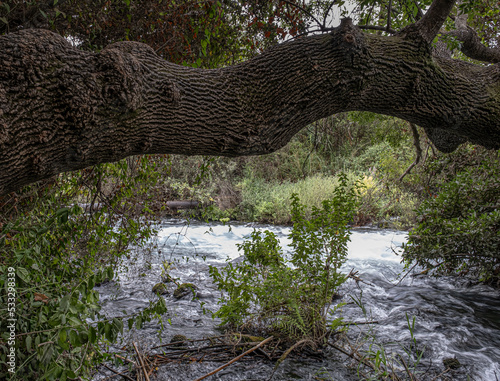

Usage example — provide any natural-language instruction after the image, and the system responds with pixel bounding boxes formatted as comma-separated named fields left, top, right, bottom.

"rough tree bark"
left=0, top=0, right=499, bottom=196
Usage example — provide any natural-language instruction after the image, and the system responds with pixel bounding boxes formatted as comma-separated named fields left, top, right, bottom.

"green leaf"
left=68, top=316, right=82, bottom=326
left=41, top=344, right=54, bottom=364
left=79, top=331, right=89, bottom=344
left=104, top=323, right=113, bottom=341
left=135, top=316, right=143, bottom=329
left=59, top=294, right=70, bottom=312
left=88, top=326, right=97, bottom=343
left=69, top=330, right=80, bottom=346
left=17, top=267, right=29, bottom=282
left=58, top=329, right=69, bottom=350
left=56, top=207, right=70, bottom=224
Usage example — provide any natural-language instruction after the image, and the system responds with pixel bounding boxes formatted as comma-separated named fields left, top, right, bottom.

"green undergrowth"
left=403, top=148, right=500, bottom=285
left=210, top=174, right=359, bottom=347
left=0, top=160, right=170, bottom=380
left=159, top=113, right=423, bottom=227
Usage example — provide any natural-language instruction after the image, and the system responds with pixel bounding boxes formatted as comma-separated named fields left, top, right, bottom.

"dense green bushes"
left=210, top=174, right=359, bottom=344
left=403, top=150, right=500, bottom=284
left=0, top=161, right=169, bottom=380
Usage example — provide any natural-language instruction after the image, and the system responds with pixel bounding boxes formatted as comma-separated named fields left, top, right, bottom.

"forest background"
left=0, top=0, right=499, bottom=379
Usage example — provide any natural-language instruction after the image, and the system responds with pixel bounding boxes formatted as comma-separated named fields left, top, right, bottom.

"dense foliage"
left=0, top=0, right=313, bottom=67
left=403, top=149, right=500, bottom=285
left=1, top=0, right=500, bottom=378
left=210, top=174, right=359, bottom=344
left=0, top=160, right=169, bottom=379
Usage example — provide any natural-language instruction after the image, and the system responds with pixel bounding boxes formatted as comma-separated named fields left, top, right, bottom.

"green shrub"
left=0, top=160, right=169, bottom=380
left=403, top=153, right=500, bottom=284
left=210, top=174, right=359, bottom=343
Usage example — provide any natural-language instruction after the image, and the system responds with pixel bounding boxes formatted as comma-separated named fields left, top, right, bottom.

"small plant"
left=345, top=293, right=425, bottom=380
left=210, top=173, right=360, bottom=346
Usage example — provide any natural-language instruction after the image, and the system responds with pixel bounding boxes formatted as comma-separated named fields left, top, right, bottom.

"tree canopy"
left=0, top=0, right=499, bottom=196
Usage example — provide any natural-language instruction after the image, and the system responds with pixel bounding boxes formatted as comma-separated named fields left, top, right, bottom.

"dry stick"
left=133, top=342, right=151, bottom=381
left=430, top=368, right=450, bottom=381
left=327, top=342, right=376, bottom=371
left=270, top=338, right=281, bottom=359
left=151, top=335, right=226, bottom=349
left=147, top=357, right=159, bottom=377
left=115, top=354, right=137, bottom=366
left=193, top=336, right=273, bottom=381
left=398, top=354, right=416, bottom=381
left=102, top=364, right=135, bottom=381
left=396, top=262, right=419, bottom=286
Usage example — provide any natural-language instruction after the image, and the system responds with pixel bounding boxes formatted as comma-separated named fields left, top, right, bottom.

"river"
left=93, top=219, right=500, bottom=380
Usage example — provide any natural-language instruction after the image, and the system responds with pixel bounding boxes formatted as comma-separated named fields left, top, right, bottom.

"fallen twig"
left=193, top=336, right=273, bottom=381
left=327, top=341, right=375, bottom=371
left=133, top=342, right=151, bottom=381
left=151, top=335, right=226, bottom=349
left=114, top=354, right=137, bottom=366
left=102, top=364, right=135, bottom=381
left=430, top=368, right=450, bottom=381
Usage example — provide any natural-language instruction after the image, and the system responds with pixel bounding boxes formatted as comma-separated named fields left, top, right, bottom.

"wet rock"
left=173, top=283, right=197, bottom=299
left=152, top=283, right=169, bottom=295
left=443, top=357, right=461, bottom=369
left=170, top=334, right=187, bottom=346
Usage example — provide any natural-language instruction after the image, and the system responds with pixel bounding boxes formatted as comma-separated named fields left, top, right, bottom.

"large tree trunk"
left=1, top=18, right=499, bottom=196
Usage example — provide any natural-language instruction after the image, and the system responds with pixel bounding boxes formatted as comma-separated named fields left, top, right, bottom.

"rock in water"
left=152, top=283, right=169, bottom=295
left=173, top=283, right=197, bottom=299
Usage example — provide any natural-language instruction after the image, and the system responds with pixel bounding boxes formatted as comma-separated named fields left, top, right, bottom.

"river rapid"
left=93, top=220, right=500, bottom=381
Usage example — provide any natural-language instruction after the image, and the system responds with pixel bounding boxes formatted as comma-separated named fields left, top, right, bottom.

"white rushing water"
left=94, top=220, right=500, bottom=381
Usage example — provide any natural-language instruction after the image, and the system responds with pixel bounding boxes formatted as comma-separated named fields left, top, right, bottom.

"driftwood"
left=100, top=334, right=298, bottom=380
left=165, top=200, right=199, bottom=210
left=194, top=337, right=273, bottom=381
left=76, top=200, right=199, bottom=213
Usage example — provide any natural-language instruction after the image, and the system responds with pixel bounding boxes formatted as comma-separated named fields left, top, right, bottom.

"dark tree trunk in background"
left=1, top=15, right=499, bottom=196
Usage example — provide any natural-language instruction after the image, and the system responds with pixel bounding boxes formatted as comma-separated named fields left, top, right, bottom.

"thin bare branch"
left=194, top=336, right=273, bottom=381
left=281, top=0, right=323, bottom=30
left=359, top=24, right=396, bottom=34
left=323, top=1, right=338, bottom=29
left=399, top=123, right=422, bottom=181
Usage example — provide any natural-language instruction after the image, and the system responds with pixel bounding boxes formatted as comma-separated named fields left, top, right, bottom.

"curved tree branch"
left=1, top=19, right=499, bottom=196
left=439, top=1, right=500, bottom=63
left=447, top=27, right=500, bottom=64
left=281, top=0, right=323, bottom=31
left=411, top=0, right=456, bottom=43
left=323, top=1, right=338, bottom=29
